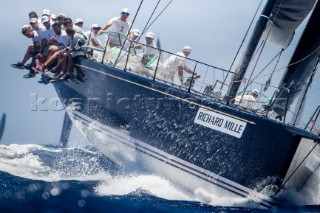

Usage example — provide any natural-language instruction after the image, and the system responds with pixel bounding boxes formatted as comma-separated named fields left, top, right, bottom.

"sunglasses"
left=30, top=22, right=36, bottom=25
left=93, top=27, right=101, bottom=30
left=64, top=21, right=72, bottom=25
left=122, top=12, right=130, bottom=17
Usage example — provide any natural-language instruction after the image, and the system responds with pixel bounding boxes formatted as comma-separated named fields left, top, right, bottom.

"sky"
left=0, top=0, right=313, bottom=145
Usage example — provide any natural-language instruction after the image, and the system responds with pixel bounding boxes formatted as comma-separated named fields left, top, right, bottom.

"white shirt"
left=32, top=31, right=42, bottom=45
left=85, top=31, right=102, bottom=47
left=73, top=25, right=83, bottom=33
left=235, top=94, right=258, bottom=110
left=143, top=41, right=158, bottom=56
left=163, top=51, right=187, bottom=80
left=106, top=17, right=131, bottom=45
left=39, top=27, right=55, bottom=42
left=54, top=30, right=70, bottom=48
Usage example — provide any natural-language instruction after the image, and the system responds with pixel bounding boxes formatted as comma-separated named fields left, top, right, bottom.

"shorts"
left=29, top=44, right=40, bottom=57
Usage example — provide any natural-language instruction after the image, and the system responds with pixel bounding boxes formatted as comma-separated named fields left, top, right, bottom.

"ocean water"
left=1, top=144, right=320, bottom=213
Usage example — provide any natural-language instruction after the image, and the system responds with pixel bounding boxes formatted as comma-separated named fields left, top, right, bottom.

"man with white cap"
left=235, top=89, right=260, bottom=111
left=51, top=14, right=57, bottom=23
left=11, top=25, right=42, bottom=78
left=162, top=46, right=200, bottom=84
left=75, top=18, right=84, bottom=29
left=84, top=23, right=103, bottom=60
left=29, top=17, right=43, bottom=33
left=32, top=16, right=56, bottom=72
left=86, top=23, right=103, bottom=48
left=122, top=28, right=140, bottom=51
left=97, top=8, right=131, bottom=48
left=42, top=9, right=50, bottom=17
left=140, top=32, right=159, bottom=66
left=56, top=13, right=66, bottom=27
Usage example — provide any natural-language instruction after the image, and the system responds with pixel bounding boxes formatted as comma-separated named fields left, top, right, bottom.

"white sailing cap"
left=122, top=8, right=130, bottom=14
left=183, top=46, right=192, bottom=53
left=51, top=14, right=57, bottom=20
left=132, top=29, right=140, bottom=36
left=29, top=18, right=38, bottom=24
left=41, top=16, right=50, bottom=23
left=42, top=9, right=50, bottom=16
left=146, top=32, right=154, bottom=39
left=91, top=23, right=100, bottom=28
left=57, top=13, right=66, bottom=19
left=75, top=18, right=83, bottom=24
left=21, top=25, right=30, bottom=31
left=252, top=89, right=260, bottom=94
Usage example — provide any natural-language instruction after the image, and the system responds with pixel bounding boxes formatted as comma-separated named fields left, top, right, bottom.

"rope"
left=312, top=120, right=319, bottom=135
left=219, top=0, right=263, bottom=92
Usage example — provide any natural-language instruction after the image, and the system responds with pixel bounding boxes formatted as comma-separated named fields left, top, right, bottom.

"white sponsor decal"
left=194, top=108, right=247, bottom=138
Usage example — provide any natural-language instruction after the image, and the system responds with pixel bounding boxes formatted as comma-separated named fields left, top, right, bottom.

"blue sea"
left=1, top=144, right=320, bottom=213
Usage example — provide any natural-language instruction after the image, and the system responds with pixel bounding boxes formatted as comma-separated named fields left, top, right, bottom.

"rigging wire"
left=139, top=0, right=161, bottom=41
left=246, top=48, right=284, bottom=89
left=263, top=49, right=283, bottom=91
left=255, top=46, right=320, bottom=80
left=219, top=0, right=263, bottom=92
left=115, top=0, right=173, bottom=65
left=141, top=0, right=173, bottom=35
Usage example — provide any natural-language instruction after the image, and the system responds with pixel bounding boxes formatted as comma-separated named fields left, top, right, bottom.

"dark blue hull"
left=53, top=59, right=318, bottom=207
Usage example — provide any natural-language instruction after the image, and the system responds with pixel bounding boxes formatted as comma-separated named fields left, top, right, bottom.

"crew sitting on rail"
left=32, top=15, right=58, bottom=73
left=11, top=25, right=42, bottom=78
left=35, top=22, right=71, bottom=80
left=64, top=27, right=88, bottom=80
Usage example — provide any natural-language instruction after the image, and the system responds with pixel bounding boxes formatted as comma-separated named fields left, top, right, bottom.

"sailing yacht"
left=52, top=0, right=320, bottom=208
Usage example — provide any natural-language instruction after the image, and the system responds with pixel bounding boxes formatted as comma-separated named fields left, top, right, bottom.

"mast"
left=225, top=0, right=277, bottom=102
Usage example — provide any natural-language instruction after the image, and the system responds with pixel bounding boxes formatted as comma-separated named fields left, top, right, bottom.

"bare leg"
left=21, top=44, right=34, bottom=65
left=67, top=54, right=73, bottom=75
left=45, top=50, right=61, bottom=68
